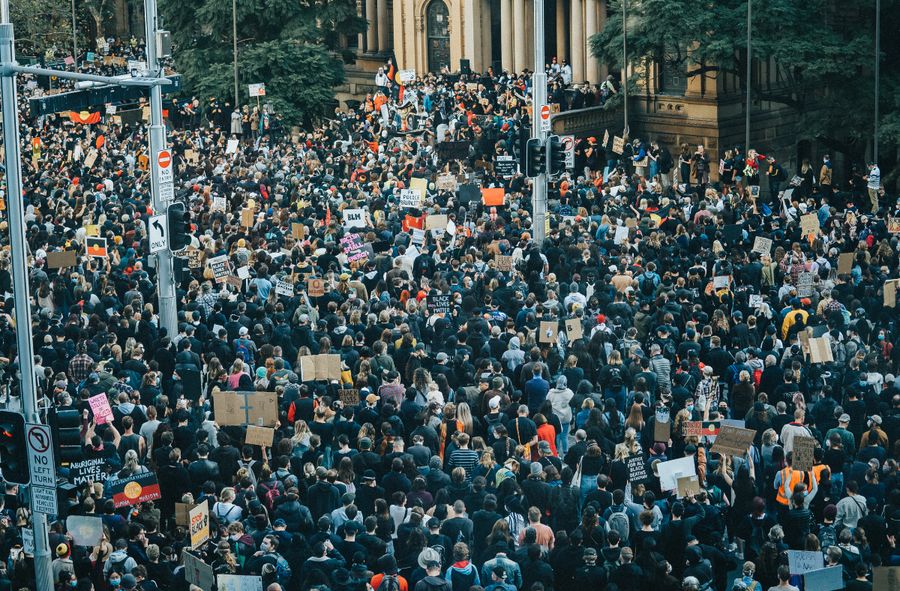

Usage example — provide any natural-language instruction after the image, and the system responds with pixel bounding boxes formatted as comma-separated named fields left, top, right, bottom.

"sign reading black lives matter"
left=428, top=294, right=451, bottom=314
left=626, top=454, right=650, bottom=484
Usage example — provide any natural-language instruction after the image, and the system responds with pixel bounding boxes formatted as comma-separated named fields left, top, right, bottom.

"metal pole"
left=71, top=0, right=77, bottom=67
left=745, top=0, right=751, bottom=152
left=0, top=22, right=54, bottom=591
left=532, top=0, right=547, bottom=246
left=874, top=0, right=880, bottom=163
left=622, top=0, right=628, bottom=136
left=144, top=0, right=178, bottom=338
left=232, top=0, right=239, bottom=108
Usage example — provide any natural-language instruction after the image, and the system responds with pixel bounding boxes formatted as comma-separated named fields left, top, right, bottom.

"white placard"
left=787, top=550, right=824, bottom=574
left=226, top=139, right=239, bottom=154
left=656, top=456, right=697, bottom=492
left=342, top=208, right=366, bottom=229
left=614, top=225, right=629, bottom=245
left=248, top=83, right=266, bottom=97
left=275, top=279, right=294, bottom=297
left=400, top=189, right=422, bottom=209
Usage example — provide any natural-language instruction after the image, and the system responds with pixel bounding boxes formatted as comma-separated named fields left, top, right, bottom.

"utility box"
left=156, top=30, right=172, bottom=58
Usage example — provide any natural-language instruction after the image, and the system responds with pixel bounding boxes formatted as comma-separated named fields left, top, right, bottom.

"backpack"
left=640, top=273, right=656, bottom=297
left=606, top=506, right=630, bottom=543
left=818, top=524, right=836, bottom=550
left=238, top=459, right=258, bottom=486
left=377, top=575, right=402, bottom=591
left=235, top=339, right=253, bottom=363
left=274, top=554, right=292, bottom=586
left=259, top=480, right=281, bottom=510
left=108, top=554, right=130, bottom=575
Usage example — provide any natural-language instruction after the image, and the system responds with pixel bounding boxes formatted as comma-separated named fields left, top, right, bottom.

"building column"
left=481, top=0, right=493, bottom=72
left=570, top=0, right=584, bottom=82
left=584, top=0, right=598, bottom=83
left=367, top=0, right=379, bottom=52
left=555, top=0, right=567, bottom=62
left=501, top=0, right=513, bottom=72
left=513, top=0, right=526, bottom=73
left=377, top=0, right=389, bottom=53
left=464, top=0, right=477, bottom=70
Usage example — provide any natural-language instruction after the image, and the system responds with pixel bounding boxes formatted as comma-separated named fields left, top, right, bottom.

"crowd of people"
left=0, top=37, right=899, bottom=591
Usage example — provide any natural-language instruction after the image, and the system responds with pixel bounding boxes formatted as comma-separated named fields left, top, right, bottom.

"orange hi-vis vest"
left=776, top=467, right=807, bottom=506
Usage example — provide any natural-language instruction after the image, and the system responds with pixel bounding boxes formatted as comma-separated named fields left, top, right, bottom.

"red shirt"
left=370, top=574, right=409, bottom=591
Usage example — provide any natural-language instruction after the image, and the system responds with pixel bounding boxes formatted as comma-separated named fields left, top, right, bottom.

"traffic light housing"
left=547, top=135, right=567, bottom=176
left=526, top=138, right=546, bottom=177
left=0, top=411, right=28, bottom=485
left=167, top=202, right=191, bottom=251
left=52, top=408, right=84, bottom=463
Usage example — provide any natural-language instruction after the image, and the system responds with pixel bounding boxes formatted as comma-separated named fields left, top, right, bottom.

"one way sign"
left=148, top=213, right=168, bottom=253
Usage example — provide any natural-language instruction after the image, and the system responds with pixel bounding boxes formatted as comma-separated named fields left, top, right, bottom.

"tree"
left=160, top=0, right=366, bottom=126
left=10, top=0, right=75, bottom=55
left=590, top=0, right=899, bottom=180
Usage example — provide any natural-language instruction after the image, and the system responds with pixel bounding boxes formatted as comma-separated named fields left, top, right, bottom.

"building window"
left=658, top=48, right=686, bottom=96
left=427, top=0, right=450, bottom=72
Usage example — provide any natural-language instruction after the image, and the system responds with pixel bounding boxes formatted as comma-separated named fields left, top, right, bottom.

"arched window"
left=427, top=0, right=450, bottom=72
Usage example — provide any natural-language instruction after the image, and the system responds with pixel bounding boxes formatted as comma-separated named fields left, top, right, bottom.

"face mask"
left=743, top=575, right=754, bottom=584
left=70, top=581, right=78, bottom=588
left=230, top=534, right=241, bottom=541
left=260, top=541, right=271, bottom=552
left=686, top=405, right=694, bottom=413
left=110, top=579, right=121, bottom=587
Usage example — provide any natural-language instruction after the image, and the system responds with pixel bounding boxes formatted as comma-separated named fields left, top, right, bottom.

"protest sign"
left=340, top=234, right=370, bottom=264
left=86, top=237, right=108, bottom=258
left=218, top=575, right=263, bottom=591
left=427, top=294, right=452, bottom=314
left=803, top=566, right=843, bottom=591
left=676, top=475, right=701, bottom=498
left=185, top=248, right=203, bottom=269
left=797, top=271, right=815, bottom=297
left=88, top=394, right=114, bottom=424
left=236, top=266, right=251, bottom=280
left=226, top=139, right=239, bottom=154
left=565, top=318, right=583, bottom=341
left=66, top=516, right=103, bottom=547
left=183, top=551, right=215, bottom=590
left=69, top=458, right=111, bottom=485
left=800, top=213, right=820, bottom=235
left=410, top=177, right=428, bottom=198
left=654, top=406, right=671, bottom=442
left=307, top=277, right=325, bottom=297
left=436, top=174, right=458, bottom=191
left=808, top=335, right=834, bottom=363
left=495, top=255, right=513, bottom=272
left=539, top=321, right=557, bottom=343
left=458, top=183, right=481, bottom=203
left=298, top=354, right=342, bottom=382
left=711, top=425, right=757, bottom=456
left=189, top=502, right=210, bottom=549
left=494, top=156, right=517, bottom=177
left=245, top=426, right=275, bottom=447
left=626, top=454, right=650, bottom=485
left=885, top=280, right=898, bottom=308
left=749, top=294, right=763, bottom=308
left=176, top=502, right=191, bottom=526
left=612, top=136, right=625, bottom=155
left=713, top=275, right=730, bottom=289
left=397, top=69, right=416, bottom=83
left=425, top=214, right=448, bottom=231
left=106, top=472, right=162, bottom=508
left=342, top=208, right=366, bottom=228
left=888, top=218, right=900, bottom=234
left=752, top=236, right=772, bottom=256
left=838, top=252, right=854, bottom=275
left=657, top=456, right=696, bottom=491
left=47, top=250, right=77, bottom=269
left=212, top=391, right=279, bottom=426
left=274, top=279, right=293, bottom=297
left=792, top=436, right=816, bottom=471
left=481, top=187, right=505, bottom=206
left=400, top=188, right=423, bottom=208
left=874, top=567, right=900, bottom=591
left=207, top=255, right=231, bottom=281
left=786, top=550, right=824, bottom=574
left=614, top=226, right=629, bottom=245
left=411, top=228, right=426, bottom=245
left=240, top=208, right=254, bottom=228
left=248, top=83, right=266, bottom=97
left=339, top=389, right=360, bottom=406
left=291, top=222, right=305, bottom=239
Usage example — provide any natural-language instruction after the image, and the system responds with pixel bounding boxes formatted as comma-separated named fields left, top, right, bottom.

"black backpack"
left=377, top=575, right=402, bottom=591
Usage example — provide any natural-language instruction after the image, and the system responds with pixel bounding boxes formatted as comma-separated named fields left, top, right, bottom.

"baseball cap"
left=366, top=393, right=379, bottom=404
left=870, top=415, right=883, bottom=425
left=839, top=414, right=851, bottom=423
left=273, top=518, right=287, bottom=527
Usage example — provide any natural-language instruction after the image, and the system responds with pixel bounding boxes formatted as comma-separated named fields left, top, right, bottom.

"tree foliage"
left=160, top=0, right=366, bottom=126
left=590, top=0, right=899, bottom=162
left=10, top=0, right=75, bottom=55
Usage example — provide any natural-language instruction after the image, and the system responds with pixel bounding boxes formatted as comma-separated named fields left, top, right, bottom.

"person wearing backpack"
left=443, top=543, right=480, bottom=591
left=232, top=326, right=258, bottom=369
left=371, top=554, right=409, bottom=591
left=256, top=466, right=285, bottom=512
left=245, top=535, right=292, bottom=588
left=603, top=490, right=632, bottom=547
left=415, top=554, right=451, bottom=591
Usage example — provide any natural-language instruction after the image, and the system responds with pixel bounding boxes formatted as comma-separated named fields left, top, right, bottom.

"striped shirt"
left=448, top=448, right=480, bottom=481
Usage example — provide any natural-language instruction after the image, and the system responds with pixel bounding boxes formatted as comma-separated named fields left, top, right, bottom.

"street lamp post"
left=71, top=0, right=77, bottom=67
left=622, top=0, right=628, bottom=136
left=874, top=0, right=880, bottom=163
left=745, top=0, right=751, bottom=152
left=233, top=0, right=239, bottom=108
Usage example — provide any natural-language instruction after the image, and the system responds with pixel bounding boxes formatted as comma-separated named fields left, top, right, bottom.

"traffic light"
left=167, top=202, right=191, bottom=251
left=0, top=411, right=28, bottom=485
left=547, top=135, right=567, bottom=176
left=526, top=138, right=546, bottom=177
left=53, top=408, right=84, bottom=463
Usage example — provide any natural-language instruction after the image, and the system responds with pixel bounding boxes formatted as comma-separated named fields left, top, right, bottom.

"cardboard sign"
left=626, top=454, right=650, bottom=485
left=787, top=550, right=824, bottom=574
left=481, top=187, right=505, bottom=206
left=713, top=275, right=730, bottom=289
left=425, top=214, right=448, bottom=231
left=796, top=271, right=815, bottom=297
left=539, top=320, right=557, bottom=343
left=792, top=436, right=816, bottom=471
left=874, top=567, right=900, bottom=591
left=808, top=335, right=834, bottom=364
left=802, top=566, right=843, bottom=591
left=654, top=406, right=671, bottom=442
left=217, top=575, right=263, bottom=591
left=66, top=515, right=103, bottom=547
left=342, top=208, right=366, bottom=228
left=339, top=389, right=360, bottom=407
left=612, top=136, right=625, bottom=155
left=208, top=255, right=231, bottom=282
left=888, top=218, right=900, bottom=234
left=711, top=425, right=757, bottom=456
left=245, top=425, right=274, bottom=447
left=565, top=318, right=583, bottom=341
left=185, top=149, right=199, bottom=166
left=838, top=252, right=854, bottom=275
left=291, top=222, right=305, bottom=239
left=410, top=177, right=428, bottom=198
left=275, top=279, right=294, bottom=297
left=400, top=188, right=423, bottom=208
left=189, top=502, right=210, bottom=549
left=800, top=213, right=820, bottom=235
left=240, top=208, right=254, bottom=228
left=83, top=149, right=98, bottom=169
left=495, top=255, right=513, bottom=272
left=307, top=277, right=325, bottom=297
left=427, top=294, right=451, bottom=314
left=88, top=393, right=114, bottom=424
left=752, top=236, right=772, bottom=256
left=676, top=475, right=701, bottom=498
left=106, top=472, right=162, bottom=508
left=175, top=502, right=192, bottom=527
left=47, top=250, right=77, bottom=269
left=436, top=174, right=458, bottom=191
left=69, top=458, right=111, bottom=486
left=657, top=456, right=696, bottom=491
left=885, top=280, right=898, bottom=308
left=212, top=391, right=279, bottom=427
left=298, top=354, right=342, bottom=382
left=183, top=550, right=215, bottom=590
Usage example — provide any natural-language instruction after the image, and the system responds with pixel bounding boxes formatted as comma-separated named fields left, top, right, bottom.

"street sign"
left=26, top=423, right=54, bottom=487
left=561, top=135, right=575, bottom=169
left=22, top=527, right=33, bottom=555
left=148, top=214, right=168, bottom=254
left=540, top=105, right=551, bottom=132
left=157, top=150, right=173, bottom=184
left=32, top=486, right=57, bottom=515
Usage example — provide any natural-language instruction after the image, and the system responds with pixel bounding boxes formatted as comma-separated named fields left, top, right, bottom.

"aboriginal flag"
left=86, top=237, right=108, bottom=258
left=107, top=472, right=161, bottom=508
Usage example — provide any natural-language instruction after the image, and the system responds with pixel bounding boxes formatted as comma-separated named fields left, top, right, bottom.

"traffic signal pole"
left=144, top=0, right=178, bottom=339
left=532, top=0, right=548, bottom=246
left=0, top=21, right=55, bottom=591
